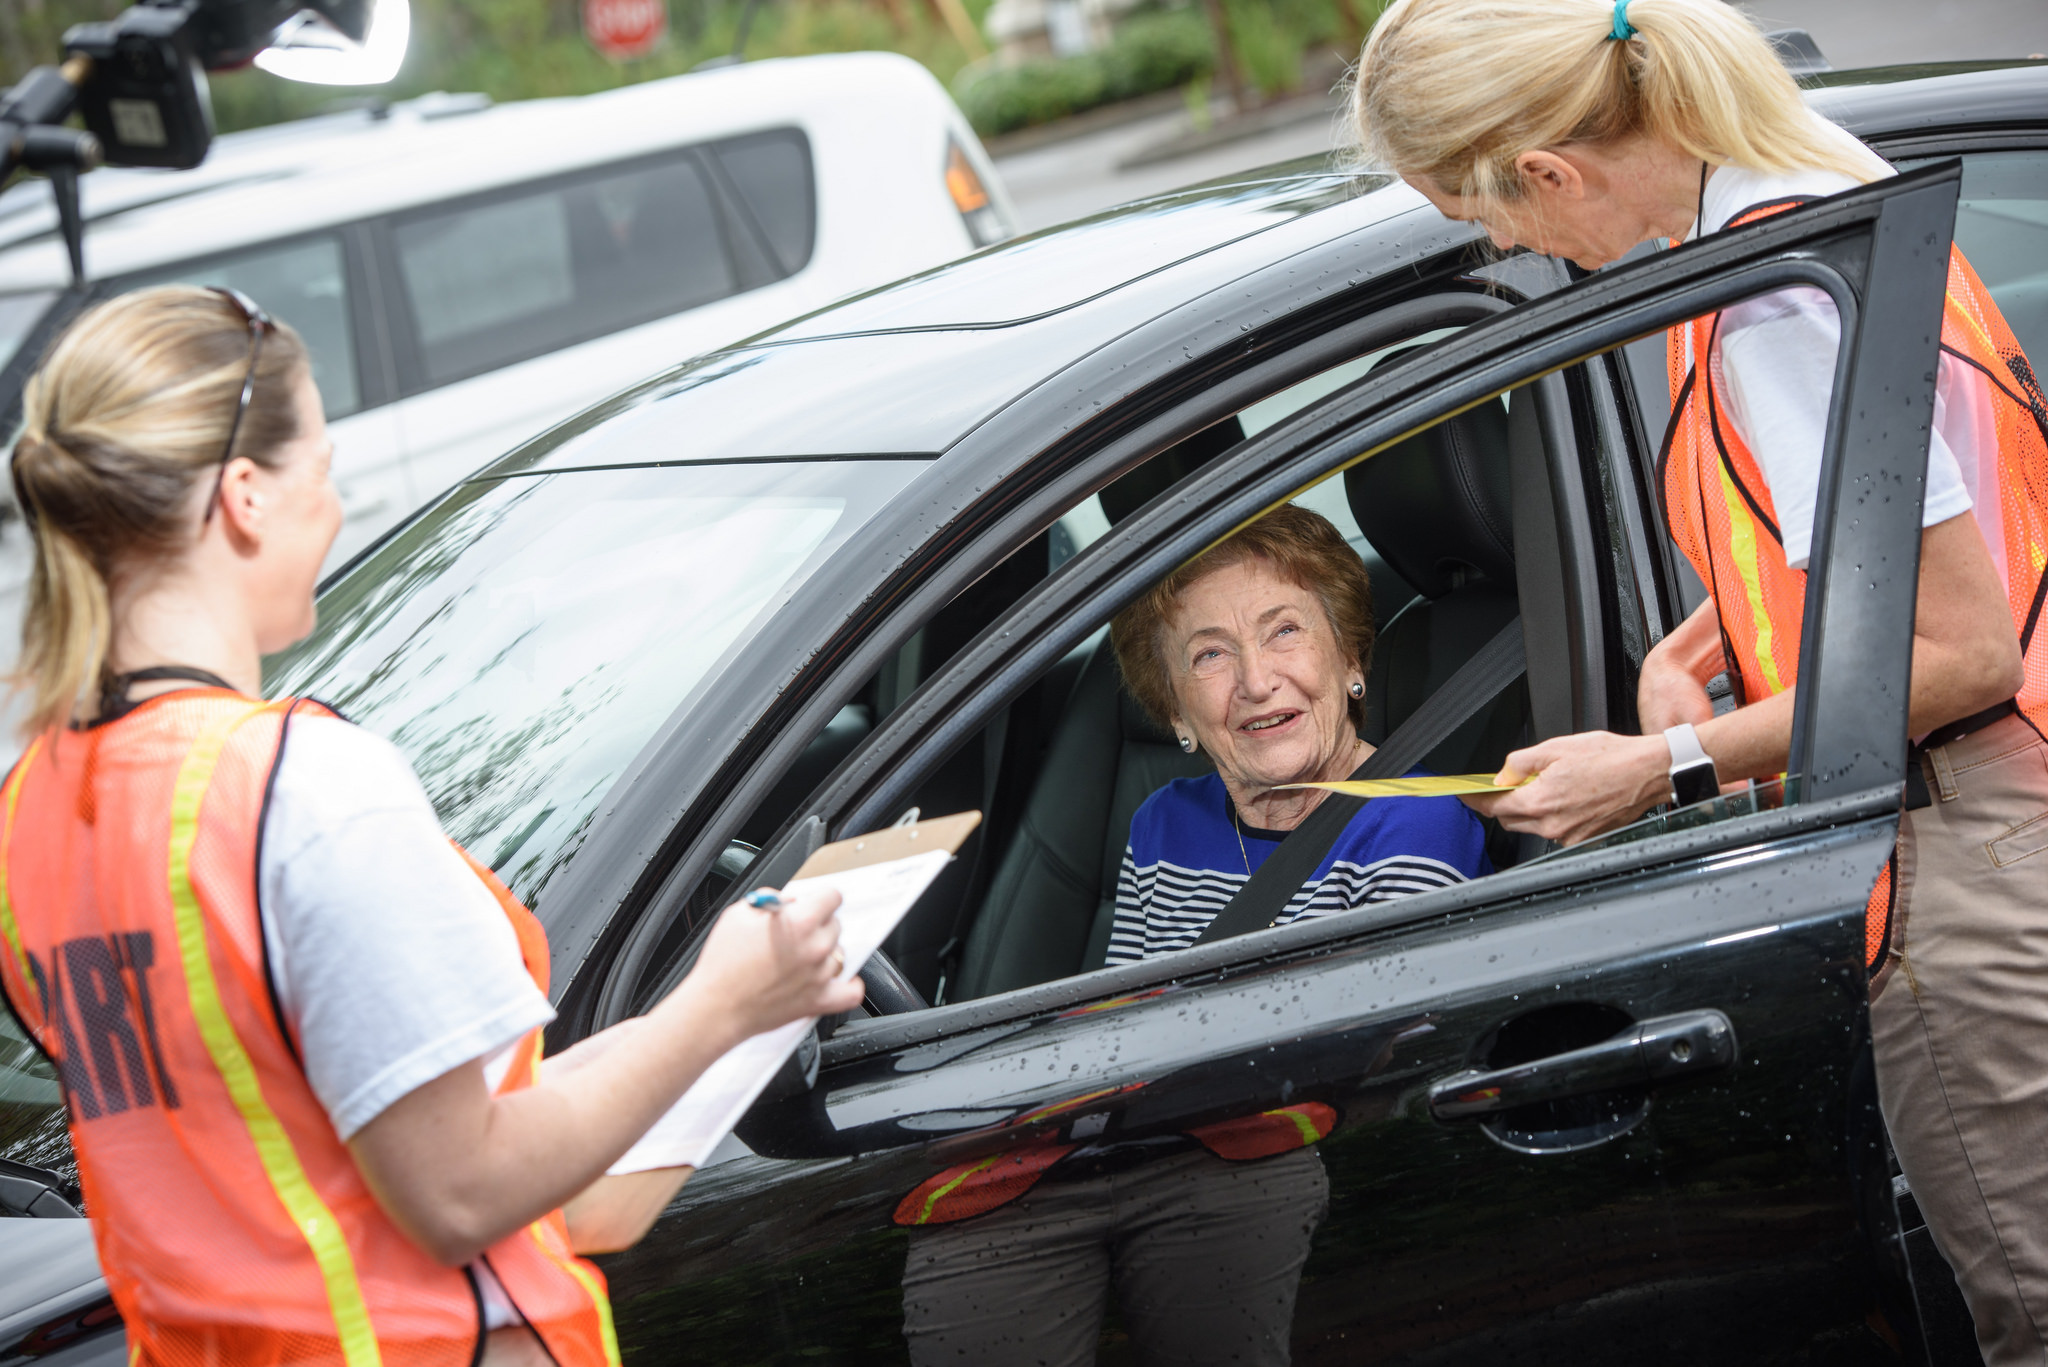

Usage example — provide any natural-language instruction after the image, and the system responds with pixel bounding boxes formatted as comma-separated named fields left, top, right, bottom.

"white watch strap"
left=1664, top=722, right=1709, bottom=769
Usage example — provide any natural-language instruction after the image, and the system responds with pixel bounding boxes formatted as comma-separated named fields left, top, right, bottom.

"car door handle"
left=1428, top=1009, right=1736, bottom=1121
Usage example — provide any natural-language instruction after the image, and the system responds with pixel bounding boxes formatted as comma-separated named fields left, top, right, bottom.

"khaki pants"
left=1872, top=713, right=2048, bottom=1366
left=901, top=1145, right=1328, bottom=1367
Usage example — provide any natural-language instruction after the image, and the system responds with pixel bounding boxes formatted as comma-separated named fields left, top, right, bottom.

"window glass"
left=131, top=237, right=361, bottom=418
left=394, top=155, right=736, bottom=388
left=0, top=1008, right=67, bottom=1183
left=713, top=130, right=816, bottom=276
left=265, top=459, right=922, bottom=913
left=1947, top=151, right=2048, bottom=370
left=0, top=290, right=54, bottom=375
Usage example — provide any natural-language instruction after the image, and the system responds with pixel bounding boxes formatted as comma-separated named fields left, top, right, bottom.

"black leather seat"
left=954, top=403, right=1530, bottom=1002
left=1349, top=397, right=1530, bottom=777
left=951, top=645, right=1209, bottom=1000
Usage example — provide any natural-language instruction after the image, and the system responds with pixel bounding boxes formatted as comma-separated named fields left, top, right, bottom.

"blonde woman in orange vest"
left=1354, top=1, right=2048, bottom=1360
left=0, top=286, right=865, bottom=1367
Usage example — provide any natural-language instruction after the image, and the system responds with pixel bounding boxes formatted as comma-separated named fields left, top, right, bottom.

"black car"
left=3, top=56, right=2045, bottom=1367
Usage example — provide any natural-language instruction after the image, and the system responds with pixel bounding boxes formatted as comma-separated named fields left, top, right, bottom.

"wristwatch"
left=1664, top=723, right=1720, bottom=808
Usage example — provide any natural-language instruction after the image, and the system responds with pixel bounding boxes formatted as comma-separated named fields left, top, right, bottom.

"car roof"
left=1805, top=57, right=2048, bottom=140
left=0, top=50, right=952, bottom=291
left=473, top=161, right=1433, bottom=475
left=467, top=57, right=2045, bottom=483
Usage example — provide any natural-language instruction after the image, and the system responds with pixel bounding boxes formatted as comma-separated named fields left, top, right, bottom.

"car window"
left=0, top=289, right=55, bottom=375
left=1940, top=150, right=2048, bottom=369
left=712, top=130, right=815, bottom=277
left=785, top=316, right=1798, bottom=1009
left=0, top=1008, right=66, bottom=1182
left=128, top=236, right=361, bottom=419
left=265, top=458, right=923, bottom=913
left=393, top=153, right=737, bottom=389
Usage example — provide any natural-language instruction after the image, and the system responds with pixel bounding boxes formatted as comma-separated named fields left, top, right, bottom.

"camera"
left=64, top=0, right=371, bottom=169
left=1, top=0, right=395, bottom=280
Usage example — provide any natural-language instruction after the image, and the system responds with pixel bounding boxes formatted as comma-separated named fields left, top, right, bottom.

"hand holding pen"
left=690, top=884, right=860, bottom=1040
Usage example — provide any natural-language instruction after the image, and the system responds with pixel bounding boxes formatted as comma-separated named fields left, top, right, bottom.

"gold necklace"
left=1232, top=804, right=1251, bottom=874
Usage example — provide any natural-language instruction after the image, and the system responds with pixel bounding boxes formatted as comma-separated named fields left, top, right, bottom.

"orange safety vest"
left=1662, top=196, right=2048, bottom=974
left=893, top=1102, right=1337, bottom=1227
left=0, top=691, right=620, bottom=1367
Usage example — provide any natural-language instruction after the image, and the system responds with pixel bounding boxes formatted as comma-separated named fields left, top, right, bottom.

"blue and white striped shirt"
left=1106, top=771, right=1491, bottom=964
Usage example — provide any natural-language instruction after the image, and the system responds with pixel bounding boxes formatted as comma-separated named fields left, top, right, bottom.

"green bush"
left=955, top=9, right=1214, bottom=138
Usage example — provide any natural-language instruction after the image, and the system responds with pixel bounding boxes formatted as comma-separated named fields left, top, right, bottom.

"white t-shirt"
left=257, top=714, right=554, bottom=1143
left=257, top=712, right=554, bottom=1329
left=1684, top=114, right=1996, bottom=570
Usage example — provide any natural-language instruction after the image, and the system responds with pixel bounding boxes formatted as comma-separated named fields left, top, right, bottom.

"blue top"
left=1105, top=771, right=1492, bottom=964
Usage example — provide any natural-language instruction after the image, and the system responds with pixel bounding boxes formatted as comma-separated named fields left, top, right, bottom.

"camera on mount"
left=65, top=0, right=371, bottom=170
left=1, top=0, right=398, bottom=282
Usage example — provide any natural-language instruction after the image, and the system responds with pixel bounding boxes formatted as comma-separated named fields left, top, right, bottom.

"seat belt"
left=1189, top=617, right=1527, bottom=948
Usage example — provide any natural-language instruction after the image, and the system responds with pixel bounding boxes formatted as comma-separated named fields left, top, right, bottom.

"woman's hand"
left=351, top=885, right=864, bottom=1266
left=1473, top=732, right=1672, bottom=846
left=1637, top=601, right=1726, bottom=734
left=684, top=887, right=865, bottom=1045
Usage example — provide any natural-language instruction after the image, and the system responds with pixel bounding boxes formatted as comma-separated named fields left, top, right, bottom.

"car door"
left=584, top=163, right=1960, bottom=1365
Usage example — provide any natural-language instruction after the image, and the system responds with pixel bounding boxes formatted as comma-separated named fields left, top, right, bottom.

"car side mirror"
left=757, top=1021, right=821, bottom=1102
left=0, top=1157, right=80, bottom=1218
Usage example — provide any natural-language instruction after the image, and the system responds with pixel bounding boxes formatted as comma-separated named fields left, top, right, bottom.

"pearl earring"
left=1348, top=681, right=1365, bottom=699
left=1176, top=733, right=1196, bottom=753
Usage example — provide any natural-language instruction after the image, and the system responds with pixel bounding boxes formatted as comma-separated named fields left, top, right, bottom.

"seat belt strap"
left=1189, top=617, right=1526, bottom=948
left=1360, top=618, right=1527, bottom=782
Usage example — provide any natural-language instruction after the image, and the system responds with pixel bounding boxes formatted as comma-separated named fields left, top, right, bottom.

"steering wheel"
left=860, top=949, right=928, bottom=1014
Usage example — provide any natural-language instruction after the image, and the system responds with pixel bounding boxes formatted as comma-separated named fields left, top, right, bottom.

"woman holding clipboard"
left=1352, top=0, right=2048, bottom=1358
left=0, top=286, right=864, bottom=1367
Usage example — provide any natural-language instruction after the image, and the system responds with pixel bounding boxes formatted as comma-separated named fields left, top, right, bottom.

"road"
left=993, top=0, right=2048, bottom=232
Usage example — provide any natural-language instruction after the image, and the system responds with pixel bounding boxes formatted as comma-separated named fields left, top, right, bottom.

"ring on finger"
left=828, top=949, right=846, bottom=977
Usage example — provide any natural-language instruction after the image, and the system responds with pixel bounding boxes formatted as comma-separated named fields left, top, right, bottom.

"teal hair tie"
left=1609, top=0, right=1634, bottom=40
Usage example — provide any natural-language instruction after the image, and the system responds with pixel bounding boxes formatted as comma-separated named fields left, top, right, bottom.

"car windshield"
left=263, top=458, right=924, bottom=915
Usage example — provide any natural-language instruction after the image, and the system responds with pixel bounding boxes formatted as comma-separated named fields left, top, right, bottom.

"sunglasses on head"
left=204, top=286, right=273, bottom=525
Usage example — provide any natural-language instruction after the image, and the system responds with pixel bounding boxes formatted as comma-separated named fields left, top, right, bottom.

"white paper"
left=608, top=848, right=954, bottom=1174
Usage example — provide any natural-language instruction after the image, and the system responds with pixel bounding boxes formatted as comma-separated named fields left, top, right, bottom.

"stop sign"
left=583, top=0, right=667, bottom=60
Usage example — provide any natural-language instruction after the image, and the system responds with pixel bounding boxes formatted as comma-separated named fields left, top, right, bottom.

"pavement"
left=992, top=0, right=2048, bottom=233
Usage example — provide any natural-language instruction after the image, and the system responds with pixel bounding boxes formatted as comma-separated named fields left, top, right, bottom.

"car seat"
left=1348, top=397, right=1531, bottom=777
left=953, top=403, right=1531, bottom=1002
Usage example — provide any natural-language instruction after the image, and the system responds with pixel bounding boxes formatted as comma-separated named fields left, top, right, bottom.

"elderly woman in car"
left=1107, top=504, right=1489, bottom=962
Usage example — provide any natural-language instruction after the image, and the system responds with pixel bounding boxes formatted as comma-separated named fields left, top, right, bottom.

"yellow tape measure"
left=1278, top=775, right=1531, bottom=799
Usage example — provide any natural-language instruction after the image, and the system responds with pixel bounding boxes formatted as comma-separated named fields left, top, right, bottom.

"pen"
left=745, top=888, right=784, bottom=912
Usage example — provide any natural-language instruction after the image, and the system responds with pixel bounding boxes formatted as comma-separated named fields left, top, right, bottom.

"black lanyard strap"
left=96, top=666, right=239, bottom=724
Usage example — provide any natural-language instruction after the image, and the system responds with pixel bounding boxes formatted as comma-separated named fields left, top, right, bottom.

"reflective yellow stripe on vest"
left=0, top=736, right=47, bottom=994
left=1715, top=459, right=1786, bottom=696
left=167, top=702, right=383, bottom=1367
left=1273, top=1106, right=1322, bottom=1147
left=529, top=1226, right=621, bottom=1367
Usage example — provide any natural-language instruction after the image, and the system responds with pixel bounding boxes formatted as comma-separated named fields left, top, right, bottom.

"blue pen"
left=745, top=888, right=784, bottom=911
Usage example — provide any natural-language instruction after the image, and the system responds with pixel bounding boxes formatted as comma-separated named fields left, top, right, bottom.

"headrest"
left=1345, top=400, right=1514, bottom=600
left=1101, top=417, right=1244, bottom=525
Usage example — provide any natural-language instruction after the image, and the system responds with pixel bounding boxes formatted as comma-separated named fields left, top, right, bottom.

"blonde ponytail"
left=1352, top=0, right=1881, bottom=217
left=9, top=287, right=308, bottom=734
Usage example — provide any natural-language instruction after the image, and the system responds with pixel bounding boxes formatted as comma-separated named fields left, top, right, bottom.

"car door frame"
left=609, top=161, right=1958, bottom=1046
left=561, top=210, right=1581, bottom=1033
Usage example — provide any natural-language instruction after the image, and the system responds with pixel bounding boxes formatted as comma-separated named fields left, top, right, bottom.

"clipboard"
left=791, top=810, right=983, bottom=879
left=607, top=809, right=986, bottom=1179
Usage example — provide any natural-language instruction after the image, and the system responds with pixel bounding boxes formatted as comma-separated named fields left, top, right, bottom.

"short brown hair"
left=1111, top=504, right=1377, bottom=734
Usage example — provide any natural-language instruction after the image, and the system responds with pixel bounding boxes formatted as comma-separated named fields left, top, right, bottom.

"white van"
left=0, top=51, right=1017, bottom=574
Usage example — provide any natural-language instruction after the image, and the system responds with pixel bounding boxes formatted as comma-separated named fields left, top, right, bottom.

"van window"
left=130, top=236, right=361, bottom=419
left=394, top=153, right=737, bottom=388
left=713, top=130, right=815, bottom=276
left=0, top=290, right=55, bottom=375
